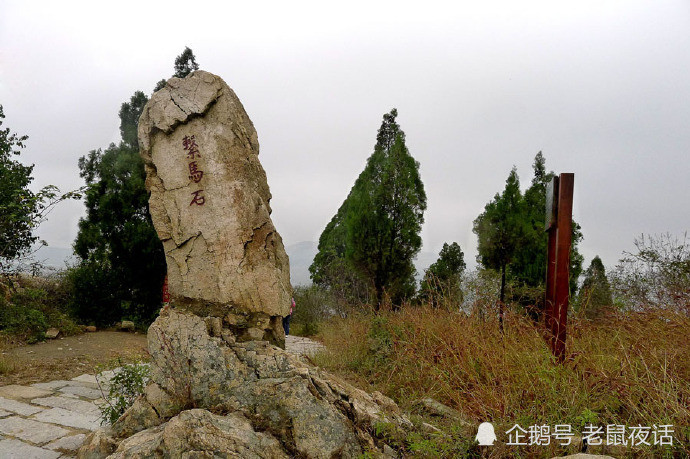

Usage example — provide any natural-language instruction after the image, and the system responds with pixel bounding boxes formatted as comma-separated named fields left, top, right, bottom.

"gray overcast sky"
left=1, top=0, right=689, bottom=272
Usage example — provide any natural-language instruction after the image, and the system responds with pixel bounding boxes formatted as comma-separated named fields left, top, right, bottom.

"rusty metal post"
left=544, top=173, right=574, bottom=362
left=552, top=174, right=574, bottom=362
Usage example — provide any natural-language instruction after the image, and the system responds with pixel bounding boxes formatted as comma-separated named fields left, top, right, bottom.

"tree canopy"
left=71, top=92, right=166, bottom=325
left=173, top=47, right=200, bottom=78
left=419, top=242, right=466, bottom=309
left=71, top=48, right=203, bottom=325
left=310, top=109, right=426, bottom=307
left=510, top=152, right=583, bottom=297
left=473, top=166, right=526, bottom=327
left=577, top=255, right=613, bottom=318
left=473, top=153, right=584, bottom=323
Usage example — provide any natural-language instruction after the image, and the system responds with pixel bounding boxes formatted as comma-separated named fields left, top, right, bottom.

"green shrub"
left=292, top=285, right=346, bottom=337
left=66, top=262, right=121, bottom=326
left=0, top=274, right=80, bottom=343
left=98, top=361, right=150, bottom=425
left=0, top=297, right=48, bottom=343
left=67, top=260, right=162, bottom=327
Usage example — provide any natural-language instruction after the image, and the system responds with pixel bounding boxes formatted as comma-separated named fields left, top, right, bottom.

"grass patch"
left=314, top=307, right=690, bottom=458
left=0, top=355, right=16, bottom=375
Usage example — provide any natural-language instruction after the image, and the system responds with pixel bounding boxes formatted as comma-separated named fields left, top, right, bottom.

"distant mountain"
left=284, top=240, right=438, bottom=287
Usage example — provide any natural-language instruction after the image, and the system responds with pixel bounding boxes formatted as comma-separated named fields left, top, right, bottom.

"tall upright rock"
left=138, top=70, right=291, bottom=344
left=78, top=71, right=412, bottom=458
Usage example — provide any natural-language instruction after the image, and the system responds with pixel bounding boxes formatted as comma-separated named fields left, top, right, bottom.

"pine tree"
left=474, top=154, right=585, bottom=324
left=577, top=256, right=613, bottom=318
left=509, top=152, right=584, bottom=309
left=310, top=109, right=426, bottom=307
left=173, top=47, right=200, bottom=78
left=71, top=93, right=166, bottom=325
left=419, top=242, right=466, bottom=309
left=473, top=167, right=526, bottom=311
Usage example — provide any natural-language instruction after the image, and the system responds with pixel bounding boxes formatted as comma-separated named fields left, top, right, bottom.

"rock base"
left=78, top=309, right=411, bottom=458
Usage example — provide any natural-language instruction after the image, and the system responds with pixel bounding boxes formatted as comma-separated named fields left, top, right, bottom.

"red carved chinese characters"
left=183, top=135, right=201, bottom=159
left=190, top=189, right=206, bottom=206
left=188, top=161, right=204, bottom=183
left=183, top=135, right=206, bottom=206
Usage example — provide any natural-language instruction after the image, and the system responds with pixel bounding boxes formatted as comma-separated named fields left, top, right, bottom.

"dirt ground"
left=0, top=331, right=149, bottom=386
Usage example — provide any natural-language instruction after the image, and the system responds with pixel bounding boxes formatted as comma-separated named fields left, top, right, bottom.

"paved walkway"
left=0, top=335, right=324, bottom=458
left=285, top=334, right=325, bottom=357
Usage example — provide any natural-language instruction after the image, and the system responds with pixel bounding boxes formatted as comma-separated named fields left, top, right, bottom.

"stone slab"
left=0, top=385, right=53, bottom=400
left=0, top=416, right=69, bottom=444
left=71, top=373, right=99, bottom=388
left=0, top=396, right=43, bottom=416
left=59, top=385, right=103, bottom=400
left=0, top=409, right=11, bottom=418
left=286, top=336, right=325, bottom=357
left=31, top=395, right=101, bottom=415
left=31, top=380, right=71, bottom=391
left=33, top=407, right=102, bottom=431
left=44, top=433, right=87, bottom=451
left=0, top=439, right=61, bottom=459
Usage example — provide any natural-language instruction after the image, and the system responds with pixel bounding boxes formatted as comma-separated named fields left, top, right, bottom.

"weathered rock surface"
left=79, top=309, right=411, bottom=458
left=137, top=70, right=291, bottom=344
left=78, top=71, right=412, bottom=458
left=45, top=327, right=61, bottom=339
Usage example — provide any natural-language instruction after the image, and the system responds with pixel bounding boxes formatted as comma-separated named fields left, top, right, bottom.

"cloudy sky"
left=1, top=0, right=688, bottom=274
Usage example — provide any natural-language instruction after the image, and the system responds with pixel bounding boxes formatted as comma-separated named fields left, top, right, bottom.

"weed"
left=0, top=355, right=15, bottom=375
left=317, top=305, right=690, bottom=457
left=98, top=360, right=150, bottom=425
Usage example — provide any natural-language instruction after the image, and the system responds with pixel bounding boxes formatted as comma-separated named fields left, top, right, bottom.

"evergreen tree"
left=310, top=109, right=426, bottom=307
left=473, top=153, right=585, bottom=324
left=510, top=152, right=553, bottom=288
left=577, top=256, right=613, bottom=318
left=173, top=47, right=200, bottom=78
left=509, top=152, right=583, bottom=308
left=309, top=199, right=371, bottom=303
left=473, top=167, right=526, bottom=327
left=419, top=242, right=466, bottom=309
left=71, top=92, right=166, bottom=326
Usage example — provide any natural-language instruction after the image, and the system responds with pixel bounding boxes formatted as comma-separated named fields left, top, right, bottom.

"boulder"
left=45, top=328, right=60, bottom=339
left=79, top=309, right=411, bottom=457
left=110, top=409, right=288, bottom=458
left=119, top=321, right=135, bottom=332
left=137, top=70, right=291, bottom=345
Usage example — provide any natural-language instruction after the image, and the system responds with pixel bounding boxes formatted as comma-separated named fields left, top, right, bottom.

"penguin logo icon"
left=475, top=422, right=497, bottom=446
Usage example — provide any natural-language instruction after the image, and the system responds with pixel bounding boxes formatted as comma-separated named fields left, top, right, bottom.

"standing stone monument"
left=78, top=71, right=410, bottom=458
left=139, top=70, right=291, bottom=345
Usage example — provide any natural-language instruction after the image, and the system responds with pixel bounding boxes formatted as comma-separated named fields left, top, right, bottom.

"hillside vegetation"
left=312, top=306, right=689, bottom=458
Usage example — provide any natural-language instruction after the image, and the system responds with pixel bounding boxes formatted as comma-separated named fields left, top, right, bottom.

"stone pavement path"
left=0, top=372, right=112, bottom=458
left=285, top=334, right=325, bottom=357
left=0, top=336, right=324, bottom=458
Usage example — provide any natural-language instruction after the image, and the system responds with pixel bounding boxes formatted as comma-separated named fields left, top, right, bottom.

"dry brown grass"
left=314, top=306, right=690, bottom=458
